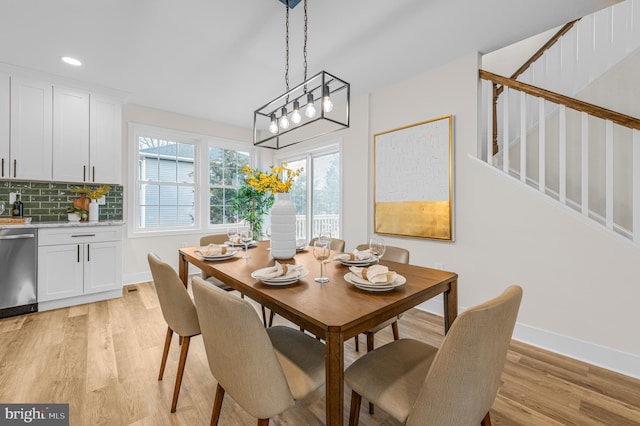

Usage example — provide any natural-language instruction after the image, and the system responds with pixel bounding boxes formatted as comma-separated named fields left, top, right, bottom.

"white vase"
left=89, top=200, right=99, bottom=223
left=270, top=193, right=296, bottom=259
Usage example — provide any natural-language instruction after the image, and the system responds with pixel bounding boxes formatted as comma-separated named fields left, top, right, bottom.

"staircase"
left=479, top=0, right=640, bottom=244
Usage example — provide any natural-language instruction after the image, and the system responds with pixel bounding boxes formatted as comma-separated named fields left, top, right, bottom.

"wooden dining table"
left=179, top=241, right=458, bottom=426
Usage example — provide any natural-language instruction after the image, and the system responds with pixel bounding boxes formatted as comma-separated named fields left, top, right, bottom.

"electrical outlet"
left=9, top=192, right=18, bottom=204
left=97, top=195, right=106, bottom=205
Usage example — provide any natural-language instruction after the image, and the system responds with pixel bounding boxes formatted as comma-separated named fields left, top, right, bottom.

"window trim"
left=127, top=123, right=255, bottom=238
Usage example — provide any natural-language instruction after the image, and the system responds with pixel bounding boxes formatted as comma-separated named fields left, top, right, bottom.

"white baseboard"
left=123, top=271, right=152, bottom=285
left=417, top=299, right=640, bottom=380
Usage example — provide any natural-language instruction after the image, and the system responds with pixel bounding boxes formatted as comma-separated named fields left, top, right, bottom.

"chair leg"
left=366, top=333, right=375, bottom=414
left=391, top=320, right=400, bottom=340
left=158, top=326, right=173, bottom=380
left=481, top=411, right=492, bottom=426
left=261, top=306, right=268, bottom=327
left=349, top=390, right=362, bottom=426
left=210, top=383, right=225, bottom=426
left=170, top=335, right=191, bottom=413
left=354, top=335, right=359, bottom=352
left=268, top=310, right=275, bottom=327
left=257, top=419, right=270, bottom=426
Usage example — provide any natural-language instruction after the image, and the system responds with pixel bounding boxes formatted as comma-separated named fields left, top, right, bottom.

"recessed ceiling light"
left=61, top=56, right=82, bottom=66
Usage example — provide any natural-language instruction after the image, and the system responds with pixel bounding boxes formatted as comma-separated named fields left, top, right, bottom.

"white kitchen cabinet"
left=9, top=76, right=53, bottom=181
left=90, top=95, right=122, bottom=184
left=38, top=226, right=123, bottom=308
left=0, top=72, right=8, bottom=179
left=52, top=86, right=90, bottom=183
left=52, top=88, right=121, bottom=184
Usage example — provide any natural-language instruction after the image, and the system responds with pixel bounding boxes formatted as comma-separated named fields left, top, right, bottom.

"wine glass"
left=240, top=228, right=253, bottom=259
left=227, top=227, right=238, bottom=245
left=369, top=237, right=386, bottom=262
left=313, top=237, right=331, bottom=283
left=0, top=203, right=4, bottom=216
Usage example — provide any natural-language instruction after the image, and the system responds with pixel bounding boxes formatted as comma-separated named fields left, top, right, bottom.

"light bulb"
left=291, top=100, right=302, bottom=124
left=279, top=107, right=290, bottom=129
left=305, top=93, right=316, bottom=118
left=268, top=113, right=278, bottom=134
left=322, top=84, right=334, bottom=112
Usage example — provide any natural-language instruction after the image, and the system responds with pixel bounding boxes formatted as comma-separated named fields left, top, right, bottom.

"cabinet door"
left=38, top=244, right=84, bottom=302
left=90, top=95, right=121, bottom=184
left=10, top=77, right=52, bottom=180
left=0, top=72, right=9, bottom=178
left=53, top=87, right=90, bottom=182
left=83, top=240, right=122, bottom=294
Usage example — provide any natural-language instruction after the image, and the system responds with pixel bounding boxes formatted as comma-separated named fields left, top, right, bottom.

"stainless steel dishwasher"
left=0, top=227, right=37, bottom=318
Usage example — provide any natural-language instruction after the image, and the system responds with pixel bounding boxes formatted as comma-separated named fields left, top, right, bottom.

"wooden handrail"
left=481, top=69, right=640, bottom=131
left=496, top=19, right=580, bottom=96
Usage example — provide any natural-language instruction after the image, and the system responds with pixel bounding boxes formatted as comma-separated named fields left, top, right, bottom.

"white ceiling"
left=0, top=0, right=619, bottom=129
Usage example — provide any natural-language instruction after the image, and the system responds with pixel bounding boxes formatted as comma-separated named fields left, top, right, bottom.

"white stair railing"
left=480, top=71, right=640, bottom=243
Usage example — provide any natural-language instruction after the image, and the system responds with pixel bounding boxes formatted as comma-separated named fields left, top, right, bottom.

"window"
left=277, top=142, right=342, bottom=240
left=129, top=124, right=253, bottom=235
left=208, top=147, right=250, bottom=225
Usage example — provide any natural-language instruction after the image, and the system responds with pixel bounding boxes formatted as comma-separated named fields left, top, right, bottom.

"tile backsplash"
left=0, top=181, right=123, bottom=222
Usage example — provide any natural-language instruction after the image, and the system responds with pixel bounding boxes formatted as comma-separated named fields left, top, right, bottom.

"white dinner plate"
left=226, top=240, right=257, bottom=248
left=195, top=248, right=240, bottom=260
left=337, top=257, right=378, bottom=267
left=344, top=272, right=406, bottom=292
left=251, top=267, right=309, bottom=285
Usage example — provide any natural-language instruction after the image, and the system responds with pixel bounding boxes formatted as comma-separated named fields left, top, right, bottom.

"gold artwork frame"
left=374, top=115, right=454, bottom=241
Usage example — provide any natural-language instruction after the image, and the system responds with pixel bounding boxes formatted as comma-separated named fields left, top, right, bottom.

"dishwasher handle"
left=0, top=234, right=35, bottom=240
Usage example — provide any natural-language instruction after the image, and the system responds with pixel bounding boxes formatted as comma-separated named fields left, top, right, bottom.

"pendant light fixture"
left=253, top=0, right=350, bottom=150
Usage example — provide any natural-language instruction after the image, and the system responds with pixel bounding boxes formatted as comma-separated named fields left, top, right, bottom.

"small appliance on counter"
left=0, top=227, right=37, bottom=318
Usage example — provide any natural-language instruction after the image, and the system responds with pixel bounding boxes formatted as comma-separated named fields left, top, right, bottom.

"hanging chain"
left=303, top=0, right=308, bottom=83
left=284, top=0, right=290, bottom=93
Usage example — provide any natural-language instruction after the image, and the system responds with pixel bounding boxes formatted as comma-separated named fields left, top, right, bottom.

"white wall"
left=368, top=53, right=640, bottom=378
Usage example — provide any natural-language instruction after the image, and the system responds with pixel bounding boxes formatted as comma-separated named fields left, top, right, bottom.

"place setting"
left=194, top=243, right=240, bottom=261
left=332, top=236, right=386, bottom=266
left=344, top=264, right=406, bottom=292
left=251, top=261, right=309, bottom=286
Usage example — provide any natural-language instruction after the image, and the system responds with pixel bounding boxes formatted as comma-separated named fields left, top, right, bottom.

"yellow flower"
left=241, top=164, right=302, bottom=194
left=71, top=184, right=111, bottom=200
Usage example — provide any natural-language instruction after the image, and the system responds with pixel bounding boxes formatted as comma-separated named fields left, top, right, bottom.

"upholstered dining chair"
left=191, top=276, right=326, bottom=425
left=200, top=234, right=275, bottom=326
left=344, top=285, right=522, bottom=426
left=354, top=244, right=410, bottom=351
left=309, top=236, right=346, bottom=252
left=147, top=253, right=201, bottom=413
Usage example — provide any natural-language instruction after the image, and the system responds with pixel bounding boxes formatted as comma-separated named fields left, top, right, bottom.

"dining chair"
left=309, top=237, right=346, bottom=252
left=201, top=234, right=275, bottom=326
left=344, top=285, right=523, bottom=426
left=147, top=253, right=201, bottom=413
left=354, top=243, right=410, bottom=413
left=191, top=276, right=326, bottom=425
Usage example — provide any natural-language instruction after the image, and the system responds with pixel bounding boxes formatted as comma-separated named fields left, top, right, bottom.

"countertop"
left=0, top=220, right=125, bottom=229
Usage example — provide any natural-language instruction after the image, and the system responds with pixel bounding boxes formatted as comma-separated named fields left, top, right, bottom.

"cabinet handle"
left=1, top=158, right=4, bottom=177
left=87, top=244, right=90, bottom=262
left=71, top=234, right=96, bottom=238
left=83, top=165, right=86, bottom=181
left=92, top=166, right=95, bottom=182
left=13, top=159, right=16, bottom=178
left=77, top=245, right=80, bottom=263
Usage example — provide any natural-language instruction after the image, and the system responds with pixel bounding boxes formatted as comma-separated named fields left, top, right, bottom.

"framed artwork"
left=374, top=115, right=454, bottom=241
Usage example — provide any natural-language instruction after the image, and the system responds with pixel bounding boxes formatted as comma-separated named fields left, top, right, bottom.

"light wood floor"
left=1, top=281, right=639, bottom=425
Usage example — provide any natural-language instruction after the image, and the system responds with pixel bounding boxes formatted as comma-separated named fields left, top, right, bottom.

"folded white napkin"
left=296, top=238, right=307, bottom=248
left=197, top=244, right=229, bottom=257
left=333, top=249, right=373, bottom=262
left=254, top=262, right=304, bottom=279
left=349, top=265, right=397, bottom=284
